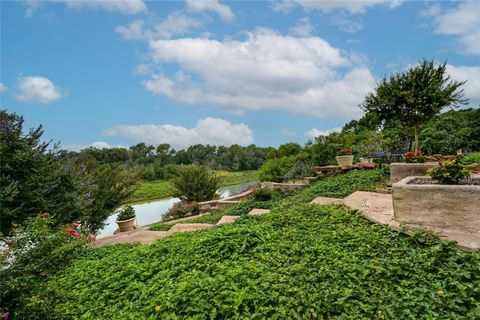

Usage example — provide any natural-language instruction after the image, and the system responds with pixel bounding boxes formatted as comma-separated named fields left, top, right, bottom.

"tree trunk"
left=414, top=126, right=419, bottom=152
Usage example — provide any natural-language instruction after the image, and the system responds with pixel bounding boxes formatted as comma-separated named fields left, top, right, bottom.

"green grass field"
left=127, top=170, right=258, bottom=204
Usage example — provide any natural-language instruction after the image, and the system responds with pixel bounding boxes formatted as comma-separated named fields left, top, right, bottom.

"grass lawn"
left=127, top=170, right=258, bottom=204
left=41, top=169, right=479, bottom=319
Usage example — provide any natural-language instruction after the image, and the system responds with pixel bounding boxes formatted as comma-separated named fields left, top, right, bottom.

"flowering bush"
left=404, top=150, right=426, bottom=163
left=336, top=148, right=353, bottom=156
left=427, top=160, right=470, bottom=184
left=0, top=213, right=92, bottom=318
left=162, top=201, right=199, bottom=221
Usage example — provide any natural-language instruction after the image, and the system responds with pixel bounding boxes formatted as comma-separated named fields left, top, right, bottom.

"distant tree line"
left=62, top=142, right=273, bottom=181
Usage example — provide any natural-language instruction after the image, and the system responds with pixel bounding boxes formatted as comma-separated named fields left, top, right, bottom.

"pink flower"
left=40, top=212, right=49, bottom=218
left=67, top=228, right=79, bottom=237
left=72, top=223, right=80, bottom=228
left=72, top=230, right=79, bottom=238
left=89, top=233, right=96, bottom=241
left=2, top=311, right=9, bottom=320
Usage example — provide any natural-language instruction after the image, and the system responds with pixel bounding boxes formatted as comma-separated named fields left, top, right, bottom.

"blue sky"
left=1, top=0, right=479, bottom=150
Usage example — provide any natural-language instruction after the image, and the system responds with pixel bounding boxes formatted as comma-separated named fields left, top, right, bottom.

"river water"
left=98, top=180, right=259, bottom=238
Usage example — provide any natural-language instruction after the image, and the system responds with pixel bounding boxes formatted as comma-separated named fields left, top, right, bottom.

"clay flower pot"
left=116, top=218, right=136, bottom=232
left=335, top=155, right=354, bottom=167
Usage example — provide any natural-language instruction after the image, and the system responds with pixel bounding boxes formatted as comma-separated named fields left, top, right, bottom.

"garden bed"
left=393, top=176, right=480, bottom=232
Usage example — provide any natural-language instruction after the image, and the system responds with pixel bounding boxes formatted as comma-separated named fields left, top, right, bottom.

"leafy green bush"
left=149, top=223, right=173, bottom=231
left=251, top=188, right=273, bottom=201
left=427, top=160, right=470, bottom=184
left=162, top=201, right=199, bottom=221
left=116, top=205, right=135, bottom=221
left=0, top=214, right=90, bottom=318
left=258, top=156, right=296, bottom=182
left=41, top=204, right=480, bottom=319
left=283, top=160, right=315, bottom=180
left=170, top=165, right=223, bottom=202
left=461, top=152, right=480, bottom=165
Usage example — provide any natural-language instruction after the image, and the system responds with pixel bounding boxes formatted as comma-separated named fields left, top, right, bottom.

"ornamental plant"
left=336, top=148, right=353, bottom=156
left=162, top=201, right=199, bottom=221
left=427, top=160, right=470, bottom=184
left=116, top=205, right=135, bottom=221
left=404, top=150, right=426, bottom=163
left=0, top=213, right=91, bottom=318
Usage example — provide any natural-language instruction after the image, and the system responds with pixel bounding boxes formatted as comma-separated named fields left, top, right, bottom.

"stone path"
left=96, top=209, right=272, bottom=247
left=310, top=191, right=479, bottom=252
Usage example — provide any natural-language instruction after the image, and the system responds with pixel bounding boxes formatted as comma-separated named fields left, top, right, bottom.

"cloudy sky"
left=1, top=0, right=479, bottom=150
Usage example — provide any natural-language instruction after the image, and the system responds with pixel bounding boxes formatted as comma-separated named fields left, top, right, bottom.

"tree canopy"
left=362, top=59, right=468, bottom=151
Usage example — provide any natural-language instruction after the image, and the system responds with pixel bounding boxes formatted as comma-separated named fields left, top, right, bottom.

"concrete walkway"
left=95, top=208, right=272, bottom=247
left=310, top=191, right=479, bottom=252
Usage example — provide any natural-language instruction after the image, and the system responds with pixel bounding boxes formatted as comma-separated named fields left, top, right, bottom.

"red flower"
left=66, top=228, right=78, bottom=238
left=40, top=212, right=49, bottom=218
left=72, top=223, right=80, bottom=228
left=89, top=233, right=96, bottom=241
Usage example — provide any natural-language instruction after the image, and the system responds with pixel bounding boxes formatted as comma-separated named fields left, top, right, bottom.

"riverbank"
left=126, top=170, right=258, bottom=204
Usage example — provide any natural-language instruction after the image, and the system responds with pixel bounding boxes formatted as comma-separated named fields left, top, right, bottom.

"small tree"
left=169, top=165, right=223, bottom=202
left=362, top=60, right=468, bottom=151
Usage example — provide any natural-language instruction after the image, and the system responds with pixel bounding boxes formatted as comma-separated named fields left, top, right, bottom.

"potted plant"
left=335, top=148, right=354, bottom=167
left=116, top=205, right=136, bottom=232
left=392, top=160, right=479, bottom=233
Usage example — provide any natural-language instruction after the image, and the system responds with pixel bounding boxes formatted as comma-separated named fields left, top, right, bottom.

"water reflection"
left=97, top=180, right=258, bottom=238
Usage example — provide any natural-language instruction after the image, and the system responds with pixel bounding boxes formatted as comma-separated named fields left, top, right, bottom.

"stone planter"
left=392, top=176, right=480, bottom=233
left=116, top=217, right=136, bottom=232
left=359, top=157, right=373, bottom=163
left=390, top=162, right=438, bottom=184
left=335, top=155, right=354, bottom=167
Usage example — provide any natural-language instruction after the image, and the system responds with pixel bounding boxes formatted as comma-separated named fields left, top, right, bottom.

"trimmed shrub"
left=170, top=165, right=223, bottom=202
left=162, top=202, right=199, bottom=221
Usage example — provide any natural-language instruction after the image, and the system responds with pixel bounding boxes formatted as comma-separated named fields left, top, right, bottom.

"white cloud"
left=282, top=129, right=296, bottom=137
left=103, top=117, right=254, bottom=149
left=186, top=0, right=234, bottom=21
left=24, top=0, right=147, bottom=17
left=446, top=64, right=480, bottom=106
left=64, top=141, right=125, bottom=152
left=330, top=14, right=363, bottom=33
left=143, top=29, right=375, bottom=119
left=116, top=13, right=201, bottom=41
left=0, top=83, right=7, bottom=93
left=429, top=1, right=480, bottom=55
left=289, top=17, right=313, bottom=37
left=16, top=76, right=63, bottom=104
left=272, top=0, right=403, bottom=14
left=115, top=20, right=151, bottom=40
left=305, top=127, right=342, bottom=139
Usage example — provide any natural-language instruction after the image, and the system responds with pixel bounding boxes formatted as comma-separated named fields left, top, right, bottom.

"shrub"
left=258, top=156, right=296, bottom=182
left=404, top=150, right=426, bottom=163
left=162, top=201, right=199, bottom=221
left=149, top=223, right=174, bottom=231
left=251, top=188, right=273, bottom=201
left=0, top=214, right=90, bottom=318
left=116, top=205, right=135, bottom=221
left=283, top=160, right=315, bottom=180
left=170, top=165, right=223, bottom=202
left=460, top=152, right=480, bottom=165
left=427, top=160, right=470, bottom=184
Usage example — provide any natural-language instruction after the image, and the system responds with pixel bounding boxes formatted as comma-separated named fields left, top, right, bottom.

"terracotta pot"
left=116, top=217, right=136, bottom=232
left=335, top=155, right=354, bottom=167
